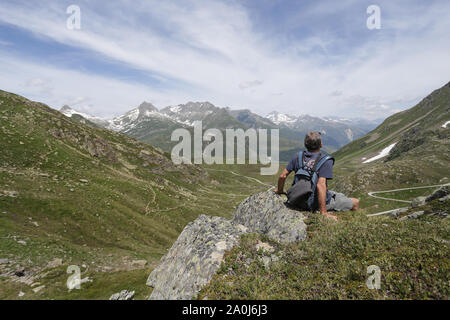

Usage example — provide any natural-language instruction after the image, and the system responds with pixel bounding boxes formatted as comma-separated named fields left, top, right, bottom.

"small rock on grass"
left=411, top=197, right=426, bottom=208
left=260, top=254, right=280, bottom=269
left=400, top=211, right=425, bottom=221
left=389, top=208, right=409, bottom=218
left=47, top=258, right=63, bottom=269
left=109, top=290, right=135, bottom=300
left=255, top=241, right=275, bottom=253
left=131, top=260, right=147, bottom=268
left=32, top=285, right=45, bottom=293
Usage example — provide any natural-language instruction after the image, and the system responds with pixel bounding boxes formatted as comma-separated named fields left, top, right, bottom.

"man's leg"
left=350, top=198, right=359, bottom=211
left=326, top=191, right=354, bottom=212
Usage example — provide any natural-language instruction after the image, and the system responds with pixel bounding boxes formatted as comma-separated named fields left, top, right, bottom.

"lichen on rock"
left=147, top=215, right=246, bottom=300
left=232, top=191, right=307, bottom=243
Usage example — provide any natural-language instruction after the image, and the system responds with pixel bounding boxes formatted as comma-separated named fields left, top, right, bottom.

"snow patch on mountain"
left=60, top=105, right=110, bottom=127
left=107, top=106, right=177, bottom=131
left=266, top=111, right=297, bottom=125
left=61, top=103, right=183, bottom=132
left=363, top=143, right=397, bottom=163
left=169, top=106, right=181, bottom=113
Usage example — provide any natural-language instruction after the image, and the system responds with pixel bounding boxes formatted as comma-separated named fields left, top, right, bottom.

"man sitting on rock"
left=274, top=131, right=359, bottom=221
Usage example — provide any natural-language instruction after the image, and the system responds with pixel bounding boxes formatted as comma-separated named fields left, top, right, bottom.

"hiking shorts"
left=326, top=191, right=354, bottom=212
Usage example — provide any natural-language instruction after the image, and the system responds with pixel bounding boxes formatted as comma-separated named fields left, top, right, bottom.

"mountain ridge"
left=60, top=102, right=379, bottom=158
left=330, top=81, right=450, bottom=195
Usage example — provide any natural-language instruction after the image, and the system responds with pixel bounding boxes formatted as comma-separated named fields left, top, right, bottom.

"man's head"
left=304, top=131, right=322, bottom=152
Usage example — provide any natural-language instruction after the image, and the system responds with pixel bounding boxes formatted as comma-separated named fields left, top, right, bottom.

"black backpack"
left=286, top=151, right=334, bottom=211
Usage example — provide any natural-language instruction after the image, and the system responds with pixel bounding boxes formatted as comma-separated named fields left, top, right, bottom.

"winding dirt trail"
left=366, top=183, right=449, bottom=217
left=205, top=168, right=273, bottom=189
left=207, top=169, right=449, bottom=217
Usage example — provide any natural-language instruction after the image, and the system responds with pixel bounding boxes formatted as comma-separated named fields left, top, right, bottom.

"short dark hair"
left=304, top=131, right=322, bottom=152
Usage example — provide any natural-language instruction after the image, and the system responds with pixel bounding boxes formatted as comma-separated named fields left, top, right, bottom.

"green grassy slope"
left=334, top=82, right=450, bottom=162
left=0, top=90, right=272, bottom=299
left=201, top=197, right=449, bottom=299
left=330, top=81, right=450, bottom=196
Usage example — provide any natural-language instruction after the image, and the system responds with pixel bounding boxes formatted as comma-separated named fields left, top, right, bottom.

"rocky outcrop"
left=147, top=191, right=307, bottom=300
left=147, top=215, right=247, bottom=300
left=400, top=210, right=425, bottom=220
left=233, top=191, right=307, bottom=243
left=411, top=186, right=449, bottom=208
left=425, top=186, right=449, bottom=203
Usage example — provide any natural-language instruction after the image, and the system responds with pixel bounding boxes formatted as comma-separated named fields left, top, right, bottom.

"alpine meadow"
left=0, top=0, right=449, bottom=306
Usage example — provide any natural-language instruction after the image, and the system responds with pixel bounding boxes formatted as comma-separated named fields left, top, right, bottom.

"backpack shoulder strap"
left=297, top=151, right=304, bottom=169
left=312, top=152, right=334, bottom=173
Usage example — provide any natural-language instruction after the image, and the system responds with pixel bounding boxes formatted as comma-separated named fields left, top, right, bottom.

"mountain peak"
left=182, top=101, right=217, bottom=110
left=60, top=105, right=77, bottom=115
left=60, top=105, right=77, bottom=117
left=60, top=105, right=72, bottom=112
left=138, top=101, right=158, bottom=113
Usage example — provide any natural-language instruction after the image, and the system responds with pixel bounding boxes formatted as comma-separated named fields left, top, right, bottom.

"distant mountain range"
left=60, top=102, right=382, bottom=160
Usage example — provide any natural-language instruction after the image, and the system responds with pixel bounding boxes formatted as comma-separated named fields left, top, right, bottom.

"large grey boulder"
left=147, top=215, right=247, bottom=300
left=233, top=191, right=307, bottom=243
left=147, top=191, right=307, bottom=300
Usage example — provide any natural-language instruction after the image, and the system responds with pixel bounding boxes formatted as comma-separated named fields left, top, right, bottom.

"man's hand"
left=316, top=177, right=328, bottom=213
left=273, top=189, right=284, bottom=195
left=322, top=212, right=338, bottom=221
left=316, top=177, right=337, bottom=221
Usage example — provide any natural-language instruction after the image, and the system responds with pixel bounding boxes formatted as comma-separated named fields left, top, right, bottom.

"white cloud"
left=0, top=0, right=448, bottom=119
left=68, top=96, right=88, bottom=106
left=239, top=80, right=263, bottom=90
left=26, top=78, right=47, bottom=87
left=0, top=52, right=192, bottom=118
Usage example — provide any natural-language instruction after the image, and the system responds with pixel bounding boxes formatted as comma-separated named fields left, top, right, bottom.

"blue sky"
left=0, top=0, right=449, bottom=119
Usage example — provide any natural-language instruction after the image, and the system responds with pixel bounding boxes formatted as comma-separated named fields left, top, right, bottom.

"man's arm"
left=274, top=168, right=290, bottom=194
left=316, top=177, right=338, bottom=221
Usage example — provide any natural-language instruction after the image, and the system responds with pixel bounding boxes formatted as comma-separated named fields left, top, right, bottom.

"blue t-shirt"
left=286, top=151, right=333, bottom=204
